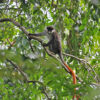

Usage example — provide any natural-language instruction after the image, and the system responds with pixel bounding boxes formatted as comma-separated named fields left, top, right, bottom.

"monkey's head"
left=46, top=26, right=55, bottom=34
left=47, top=26, right=54, bottom=31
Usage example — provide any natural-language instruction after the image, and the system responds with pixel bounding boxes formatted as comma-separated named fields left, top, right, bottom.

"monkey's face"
left=46, top=26, right=54, bottom=34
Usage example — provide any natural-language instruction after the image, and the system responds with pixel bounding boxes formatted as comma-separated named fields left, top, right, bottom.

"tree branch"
left=0, top=18, right=29, bottom=35
left=6, top=59, right=51, bottom=100
left=63, top=53, right=99, bottom=82
left=0, top=18, right=44, bottom=43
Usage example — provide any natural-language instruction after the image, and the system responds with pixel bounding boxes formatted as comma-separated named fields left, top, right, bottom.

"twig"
left=28, top=40, right=35, bottom=53
left=63, top=53, right=84, bottom=62
left=7, top=38, right=16, bottom=49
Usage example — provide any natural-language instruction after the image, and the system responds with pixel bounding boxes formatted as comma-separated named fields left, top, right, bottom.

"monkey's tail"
left=59, top=54, right=78, bottom=100
left=63, top=62, right=76, bottom=84
left=59, top=54, right=76, bottom=84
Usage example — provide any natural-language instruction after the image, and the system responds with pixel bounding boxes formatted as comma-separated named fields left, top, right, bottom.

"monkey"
left=28, top=26, right=78, bottom=100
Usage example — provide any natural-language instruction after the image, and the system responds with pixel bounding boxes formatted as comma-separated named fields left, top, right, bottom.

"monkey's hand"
left=28, top=34, right=33, bottom=40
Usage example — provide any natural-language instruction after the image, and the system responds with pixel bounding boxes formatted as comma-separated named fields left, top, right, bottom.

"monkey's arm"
left=29, top=32, right=46, bottom=36
left=28, top=31, right=46, bottom=39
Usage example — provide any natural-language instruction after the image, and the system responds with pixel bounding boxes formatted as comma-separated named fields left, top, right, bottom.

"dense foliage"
left=0, top=0, right=100, bottom=100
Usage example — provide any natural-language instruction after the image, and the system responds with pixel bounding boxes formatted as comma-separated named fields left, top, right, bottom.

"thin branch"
left=84, top=62, right=99, bottom=82
left=0, top=8, right=21, bottom=10
left=28, top=40, right=35, bottom=53
left=7, top=38, right=16, bottom=49
left=91, top=83, right=100, bottom=87
left=63, top=53, right=99, bottom=82
left=6, top=59, right=51, bottom=100
left=63, top=53, right=84, bottom=62
left=6, top=59, right=29, bottom=81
